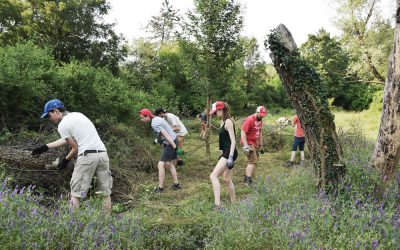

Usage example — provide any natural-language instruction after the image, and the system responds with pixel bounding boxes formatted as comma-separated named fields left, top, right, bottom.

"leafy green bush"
left=0, top=42, right=54, bottom=130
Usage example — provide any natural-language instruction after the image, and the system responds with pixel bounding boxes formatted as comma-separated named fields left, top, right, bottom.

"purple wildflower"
left=12, top=186, right=18, bottom=196
left=372, top=240, right=379, bottom=249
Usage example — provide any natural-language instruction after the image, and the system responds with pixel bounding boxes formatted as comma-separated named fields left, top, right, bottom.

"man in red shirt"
left=241, top=106, right=267, bottom=186
left=287, top=114, right=305, bottom=167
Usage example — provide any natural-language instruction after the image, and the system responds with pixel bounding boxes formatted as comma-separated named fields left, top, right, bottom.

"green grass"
left=2, top=109, right=399, bottom=249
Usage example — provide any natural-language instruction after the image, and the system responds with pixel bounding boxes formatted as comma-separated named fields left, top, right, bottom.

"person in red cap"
left=139, top=108, right=181, bottom=193
left=240, top=106, right=267, bottom=186
left=209, top=101, right=237, bottom=210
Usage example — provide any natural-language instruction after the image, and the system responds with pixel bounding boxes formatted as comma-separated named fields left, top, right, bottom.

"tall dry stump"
left=265, top=24, right=344, bottom=189
left=372, top=0, right=400, bottom=181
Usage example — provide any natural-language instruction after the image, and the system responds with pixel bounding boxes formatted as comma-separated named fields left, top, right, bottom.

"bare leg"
left=223, top=169, right=236, bottom=203
left=290, top=151, right=296, bottom=162
left=300, top=151, right=305, bottom=161
left=103, top=195, right=112, bottom=212
left=166, top=161, right=179, bottom=184
left=70, top=195, right=80, bottom=209
left=158, top=161, right=166, bottom=188
left=210, top=158, right=228, bottom=206
left=245, top=163, right=256, bottom=177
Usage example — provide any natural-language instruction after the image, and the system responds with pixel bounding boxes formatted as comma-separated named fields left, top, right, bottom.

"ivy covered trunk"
left=372, top=1, right=400, bottom=181
left=265, top=24, right=344, bottom=189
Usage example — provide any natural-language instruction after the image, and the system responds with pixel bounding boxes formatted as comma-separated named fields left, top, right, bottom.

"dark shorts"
left=160, top=138, right=178, bottom=162
left=219, top=148, right=238, bottom=161
left=292, top=136, right=305, bottom=151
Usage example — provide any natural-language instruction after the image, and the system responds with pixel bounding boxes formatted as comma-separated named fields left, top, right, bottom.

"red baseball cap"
left=256, top=106, right=267, bottom=117
left=209, top=101, right=225, bottom=114
left=139, top=108, right=154, bottom=118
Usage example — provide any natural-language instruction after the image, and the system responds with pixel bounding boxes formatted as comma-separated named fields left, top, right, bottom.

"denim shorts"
left=292, top=136, right=305, bottom=151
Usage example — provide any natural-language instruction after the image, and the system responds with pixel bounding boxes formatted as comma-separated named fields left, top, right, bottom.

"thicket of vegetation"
left=0, top=0, right=398, bottom=248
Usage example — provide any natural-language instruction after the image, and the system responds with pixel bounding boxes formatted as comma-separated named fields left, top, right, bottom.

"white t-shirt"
left=58, top=112, right=106, bottom=155
left=164, top=113, right=188, bottom=136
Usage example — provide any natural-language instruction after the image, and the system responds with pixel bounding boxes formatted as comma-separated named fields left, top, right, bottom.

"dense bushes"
left=0, top=43, right=169, bottom=130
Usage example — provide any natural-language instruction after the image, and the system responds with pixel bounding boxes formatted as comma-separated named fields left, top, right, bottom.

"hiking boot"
left=154, top=187, right=164, bottom=193
left=171, top=183, right=182, bottom=190
left=244, top=176, right=252, bottom=186
left=177, top=159, right=184, bottom=166
left=285, top=161, right=294, bottom=168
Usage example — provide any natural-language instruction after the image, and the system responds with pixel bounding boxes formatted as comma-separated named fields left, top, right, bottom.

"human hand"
left=242, top=145, right=251, bottom=155
left=58, top=158, right=70, bottom=170
left=227, top=154, right=234, bottom=169
left=31, top=145, right=49, bottom=156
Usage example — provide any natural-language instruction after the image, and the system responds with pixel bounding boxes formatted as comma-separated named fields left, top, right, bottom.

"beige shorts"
left=70, top=152, right=113, bottom=198
left=246, top=145, right=259, bottom=164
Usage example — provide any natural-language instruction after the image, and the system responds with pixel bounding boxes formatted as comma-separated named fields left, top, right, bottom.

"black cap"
left=154, top=107, right=167, bottom=116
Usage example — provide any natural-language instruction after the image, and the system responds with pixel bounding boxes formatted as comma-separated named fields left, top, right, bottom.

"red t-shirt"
left=293, top=115, right=305, bottom=137
left=240, top=114, right=263, bottom=147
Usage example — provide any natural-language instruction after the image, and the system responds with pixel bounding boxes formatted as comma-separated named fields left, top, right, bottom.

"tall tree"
left=0, top=0, right=126, bottom=74
left=300, top=29, right=379, bottom=110
left=372, top=0, right=400, bottom=181
left=266, top=24, right=344, bottom=190
left=334, top=0, right=394, bottom=84
left=145, top=0, right=181, bottom=45
left=182, top=0, right=244, bottom=159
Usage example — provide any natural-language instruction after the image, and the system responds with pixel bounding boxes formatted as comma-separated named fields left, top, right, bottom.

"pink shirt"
left=293, top=115, right=305, bottom=137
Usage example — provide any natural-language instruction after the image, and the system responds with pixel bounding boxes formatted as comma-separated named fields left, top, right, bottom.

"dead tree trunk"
left=372, top=1, right=400, bottom=181
left=265, top=24, right=344, bottom=190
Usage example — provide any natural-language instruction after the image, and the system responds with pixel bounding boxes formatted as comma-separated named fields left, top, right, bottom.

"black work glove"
left=31, top=145, right=49, bottom=156
left=227, top=154, right=234, bottom=169
left=58, top=158, right=70, bottom=170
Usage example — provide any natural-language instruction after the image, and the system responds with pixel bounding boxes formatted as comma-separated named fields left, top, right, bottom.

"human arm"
left=32, top=138, right=68, bottom=156
left=57, top=137, right=78, bottom=170
left=225, top=119, right=236, bottom=157
left=160, top=129, right=177, bottom=149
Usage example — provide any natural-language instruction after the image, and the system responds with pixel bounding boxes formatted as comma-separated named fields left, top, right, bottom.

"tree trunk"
left=266, top=24, right=345, bottom=190
left=372, top=1, right=400, bottom=181
left=205, top=94, right=211, bottom=162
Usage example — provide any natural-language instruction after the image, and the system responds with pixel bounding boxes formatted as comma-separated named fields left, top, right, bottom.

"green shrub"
left=0, top=42, right=54, bottom=130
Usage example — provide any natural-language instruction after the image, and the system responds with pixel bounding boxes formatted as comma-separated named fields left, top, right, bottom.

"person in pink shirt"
left=287, top=114, right=305, bottom=167
left=240, top=106, right=267, bottom=186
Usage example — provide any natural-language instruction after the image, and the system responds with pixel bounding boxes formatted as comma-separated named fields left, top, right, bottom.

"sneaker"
left=154, top=187, right=164, bottom=193
left=300, top=160, right=305, bottom=166
left=285, top=161, right=294, bottom=168
left=244, top=176, right=252, bottom=186
left=171, top=183, right=181, bottom=190
left=212, top=204, right=224, bottom=212
left=177, top=160, right=184, bottom=166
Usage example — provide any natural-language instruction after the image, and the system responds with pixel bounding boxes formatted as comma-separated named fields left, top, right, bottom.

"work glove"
left=242, top=145, right=251, bottom=155
left=176, top=148, right=184, bottom=156
left=31, top=145, right=49, bottom=156
left=227, top=154, right=234, bottom=169
left=153, top=138, right=164, bottom=145
left=58, top=158, right=70, bottom=170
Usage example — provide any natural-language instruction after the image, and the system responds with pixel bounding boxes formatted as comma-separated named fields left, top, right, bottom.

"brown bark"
left=266, top=24, right=345, bottom=189
left=372, top=0, right=400, bottom=180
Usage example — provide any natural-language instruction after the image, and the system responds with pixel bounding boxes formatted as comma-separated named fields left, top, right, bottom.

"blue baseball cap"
left=41, top=99, right=64, bottom=118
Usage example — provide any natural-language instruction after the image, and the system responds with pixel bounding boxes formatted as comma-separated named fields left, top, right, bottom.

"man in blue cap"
left=31, top=99, right=113, bottom=212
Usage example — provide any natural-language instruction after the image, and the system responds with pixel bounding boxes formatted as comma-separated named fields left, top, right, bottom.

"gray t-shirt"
left=151, top=116, right=177, bottom=145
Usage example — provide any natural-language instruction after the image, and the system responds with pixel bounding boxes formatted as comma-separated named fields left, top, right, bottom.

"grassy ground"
left=132, top=113, right=308, bottom=227
left=2, top=109, right=398, bottom=249
left=131, top=109, right=382, bottom=227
